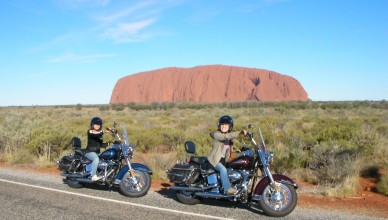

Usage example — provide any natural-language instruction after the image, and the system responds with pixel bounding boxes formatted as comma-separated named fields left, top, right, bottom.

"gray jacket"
left=207, top=130, right=240, bottom=167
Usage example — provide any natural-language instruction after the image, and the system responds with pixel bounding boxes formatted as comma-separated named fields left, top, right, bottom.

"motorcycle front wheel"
left=258, top=182, right=297, bottom=217
left=119, top=169, right=151, bottom=197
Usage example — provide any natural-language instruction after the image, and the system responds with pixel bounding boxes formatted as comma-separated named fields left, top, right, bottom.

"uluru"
left=110, top=65, right=308, bottom=104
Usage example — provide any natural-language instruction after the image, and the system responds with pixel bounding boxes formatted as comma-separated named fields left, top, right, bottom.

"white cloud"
left=26, top=32, right=77, bottom=54
left=45, top=52, right=117, bottom=63
left=101, top=18, right=157, bottom=43
left=28, top=1, right=180, bottom=57
left=94, top=1, right=156, bottom=24
left=94, top=0, right=183, bottom=43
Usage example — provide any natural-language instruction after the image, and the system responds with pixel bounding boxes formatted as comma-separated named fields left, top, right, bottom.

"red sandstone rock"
left=110, top=65, right=308, bottom=103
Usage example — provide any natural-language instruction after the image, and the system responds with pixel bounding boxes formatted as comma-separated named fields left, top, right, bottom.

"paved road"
left=0, top=167, right=385, bottom=220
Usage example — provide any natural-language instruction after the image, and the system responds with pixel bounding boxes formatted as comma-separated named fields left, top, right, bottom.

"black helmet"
left=218, top=115, right=233, bottom=132
left=90, top=117, right=103, bottom=127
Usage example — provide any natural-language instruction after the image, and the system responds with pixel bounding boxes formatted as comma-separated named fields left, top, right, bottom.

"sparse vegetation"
left=376, top=172, right=388, bottom=196
left=0, top=101, right=387, bottom=197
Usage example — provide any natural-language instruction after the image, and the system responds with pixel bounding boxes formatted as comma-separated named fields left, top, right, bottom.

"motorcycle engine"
left=228, top=169, right=242, bottom=184
left=98, top=161, right=108, bottom=170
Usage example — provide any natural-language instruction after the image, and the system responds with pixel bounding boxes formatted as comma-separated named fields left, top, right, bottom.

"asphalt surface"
left=0, top=167, right=385, bottom=220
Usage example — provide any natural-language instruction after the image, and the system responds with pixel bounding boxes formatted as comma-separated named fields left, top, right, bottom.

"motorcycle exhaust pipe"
left=74, top=178, right=94, bottom=183
left=61, top=173, right=90, bottom=178
left=170, top=185, right=217, bottom=192
left=194, top=192, right=235, bottom=199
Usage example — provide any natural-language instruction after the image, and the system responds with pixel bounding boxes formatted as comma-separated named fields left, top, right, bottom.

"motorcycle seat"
left=80, top=156, right=92, bottom=164
left=200, top=161, right=216, bottom=174
left=74, top=149, right=87, bottom=155
left=190, top=156, right=208, bottom=164
left=201, top=168, right=216, bottom=175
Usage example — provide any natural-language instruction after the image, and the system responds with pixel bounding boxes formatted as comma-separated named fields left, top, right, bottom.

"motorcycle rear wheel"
left=119, top=169, right=151, bottom=197
left=66, top=178, right=84, bottom=188
left=176, top=190, right=201, bottom=205
left=258, top=182, right=297, bottom=217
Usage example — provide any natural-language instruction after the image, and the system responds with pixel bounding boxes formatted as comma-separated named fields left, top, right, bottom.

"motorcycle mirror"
left=247, top=124, right=253, bottom=129
left=113, top=122, right=117, bottom=128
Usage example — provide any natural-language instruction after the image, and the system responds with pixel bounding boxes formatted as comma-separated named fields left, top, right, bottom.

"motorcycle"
left=166, top=124, right=298, bottom=217
left=57, top=122, right=152, bottom=197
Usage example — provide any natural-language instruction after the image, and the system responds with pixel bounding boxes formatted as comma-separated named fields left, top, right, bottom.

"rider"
left=207, top=115, right=247, bottom=195
left=85, top=117, right=111, bottom=181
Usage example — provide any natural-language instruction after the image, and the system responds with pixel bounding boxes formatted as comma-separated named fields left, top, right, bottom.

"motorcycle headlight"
left=122, top=144, right=134, bottom=157
left=266, top=151, right=274, bottom=165
left=126, top=146, right=134, bottom=156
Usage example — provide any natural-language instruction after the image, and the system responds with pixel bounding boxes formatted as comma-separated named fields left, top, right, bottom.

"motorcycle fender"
left=254, top=174, right=298, bottom=195
left=116, top=163, right=153, bottom=181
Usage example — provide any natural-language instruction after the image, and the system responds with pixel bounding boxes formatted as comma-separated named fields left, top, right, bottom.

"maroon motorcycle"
left=166, top=124, right=298, bottom=217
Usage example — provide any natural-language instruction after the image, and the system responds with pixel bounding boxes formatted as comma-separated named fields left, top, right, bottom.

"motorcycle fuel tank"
left=227, top=155, right=253, bottom=170
left=99, top=145, right=120, bottom=160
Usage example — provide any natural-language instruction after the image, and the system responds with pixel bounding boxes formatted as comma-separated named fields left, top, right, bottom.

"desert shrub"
left=324, top=175, right=359, bottom=197
left=274, top=106, right=286, bottom=114
left=0, top=111, right=32, bottom=161
left=360, top=166, right=381, bottom=178
left=26, top=126, right=73, bottom=160
left=289, top=168, right=317, bottom=183
left=309, top=142, right=362, bottom=186
left=76, top=104, right=82, bottom=110
left=111, top=103, right=125, bottom=111
left=135, top=151, right=178, bottom=180
left=2, top=147, right=33, bottom=164
left=376, top=172, right=388, bottom=196
left=271, top=137, right=310, bottom=174
left=0, top=101, right=386, bottom=186
left=316, top=121, right=357, bottom=143
left=351, top=124, right=379, bottom=155
left=98, top=105, right=110, bottom=111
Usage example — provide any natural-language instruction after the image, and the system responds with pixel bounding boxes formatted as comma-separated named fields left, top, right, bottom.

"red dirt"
left=1, top=163, right=387, bottom=218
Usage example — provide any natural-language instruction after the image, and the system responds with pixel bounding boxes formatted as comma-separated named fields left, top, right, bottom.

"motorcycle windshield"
left=121, top=122, right=134, bottom=156
left=122, top=122, right=129, bottom=145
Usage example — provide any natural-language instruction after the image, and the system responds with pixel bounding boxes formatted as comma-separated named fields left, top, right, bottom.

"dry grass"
left=0, top=101, right=387, bottom=197
left=134, top=151, right=178, bottom=180
left=324, top=176, right=360, bottom=197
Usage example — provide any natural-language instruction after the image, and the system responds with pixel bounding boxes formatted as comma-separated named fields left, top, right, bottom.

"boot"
left=226, top=188, right=238, bottom=195
left=91, top=175, right=101, bottom=181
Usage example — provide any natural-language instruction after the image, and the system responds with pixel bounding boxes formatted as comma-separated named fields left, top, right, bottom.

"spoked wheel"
left=119, top=169, right=151, bottom=197
left=259, top=182, right=297, bottom=217
left=176, top=189, right=201, bottom=205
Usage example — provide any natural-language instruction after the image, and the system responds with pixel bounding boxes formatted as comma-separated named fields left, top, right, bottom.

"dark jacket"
left=86, top=129, right=108, bottom=153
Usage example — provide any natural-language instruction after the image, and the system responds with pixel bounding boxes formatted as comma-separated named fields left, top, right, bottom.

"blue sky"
left=1, top=0, right=387, bottom=106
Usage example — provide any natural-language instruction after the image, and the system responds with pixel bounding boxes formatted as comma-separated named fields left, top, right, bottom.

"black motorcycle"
left=58, top=122, right=152, bottom=197
left=166, top=124, right=298, bottom=217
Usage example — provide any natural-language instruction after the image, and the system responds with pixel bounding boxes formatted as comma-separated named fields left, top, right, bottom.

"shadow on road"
left=154, top=184, right=265, bottom=216
left=61, top=178, right=120, bottom=193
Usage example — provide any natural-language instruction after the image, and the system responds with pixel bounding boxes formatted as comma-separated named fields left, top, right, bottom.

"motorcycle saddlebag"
left=167, top=162, right=200, bottom=185
left=58, top=154, right=81, bottom=172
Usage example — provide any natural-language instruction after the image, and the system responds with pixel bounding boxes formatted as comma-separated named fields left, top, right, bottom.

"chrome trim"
left=251, top=194, right=261, bottom=201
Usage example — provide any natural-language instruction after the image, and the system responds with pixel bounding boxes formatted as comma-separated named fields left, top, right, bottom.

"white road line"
left=0, top=178, right=234, bottom=220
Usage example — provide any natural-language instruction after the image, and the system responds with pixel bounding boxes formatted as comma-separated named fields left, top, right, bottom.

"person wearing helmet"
left=207, top=115, right=247, bottom=195
left=85, top=117, right=111, bottom=181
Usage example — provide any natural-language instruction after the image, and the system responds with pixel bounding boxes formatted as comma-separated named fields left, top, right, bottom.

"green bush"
left=309, top=142, right=361, bottom=186
left=0, top=100, right=386, bottom=196
left=376, top=172, right=388, bottom=196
